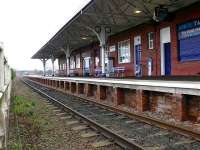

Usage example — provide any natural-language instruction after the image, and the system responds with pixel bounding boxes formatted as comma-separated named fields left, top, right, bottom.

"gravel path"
left=8, top=79, right=122, bottom=150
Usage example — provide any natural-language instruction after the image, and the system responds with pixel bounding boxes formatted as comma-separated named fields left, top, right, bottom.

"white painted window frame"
left=118, top=39, right=131, bottom=64
left=148, top=32, right=154, bottom=49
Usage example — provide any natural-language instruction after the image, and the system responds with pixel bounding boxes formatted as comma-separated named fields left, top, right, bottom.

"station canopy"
left=32, top=0, right=199, bottom=59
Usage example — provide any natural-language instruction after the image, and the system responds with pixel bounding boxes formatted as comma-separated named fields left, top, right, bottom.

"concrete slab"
left=116, top=116, right=127, bottom=120
left=72, top=125, right=89, bottom=131
left=174, top=140, right=195, bottom=145
left=148, top=131, right=169, bottom=137
left=56, top=113, right=66, bottom=116
left=53, top=109, right=60, bottom=113
left=103, top=113, right=115, bottom=116
left=91, top=140, right=113, bottom=148
left=46, top=105, right=56, bottom=108
left=81, top=132, right=98, bottom=138
left=66, top=120, right=79, bottom=126
left=60, top=116, right=72, bottom=120
left=145, top=146, right=161, bottom=150
left=125, top=120, right=138, bottom=124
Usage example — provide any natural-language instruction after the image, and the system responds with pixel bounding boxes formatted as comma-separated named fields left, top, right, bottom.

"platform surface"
left=26, top=75, right=200, bottom=96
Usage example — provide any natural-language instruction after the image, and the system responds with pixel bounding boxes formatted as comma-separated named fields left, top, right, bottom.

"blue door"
left=135, top=44, right=142, bottom=77
left=164, top=42, right=171, bottom=75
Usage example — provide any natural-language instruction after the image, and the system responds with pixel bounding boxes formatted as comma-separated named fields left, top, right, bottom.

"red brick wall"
left=150, top=92, right=173, bottom=115
left=124, top=89, right=137, bottom=108
left=106, top=87, right=114, bottom=103
left=188, top=95, right=200, bottom=121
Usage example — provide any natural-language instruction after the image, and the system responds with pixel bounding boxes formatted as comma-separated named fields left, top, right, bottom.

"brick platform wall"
left=96, top=85, right=107, bottom=101
left=28, top=77, right=200, bottom=122
left=124, top=89, right=137, bottom=108
left=106, top=87, right=114, bottom=104
left=188, top=95, right=200, bottom=122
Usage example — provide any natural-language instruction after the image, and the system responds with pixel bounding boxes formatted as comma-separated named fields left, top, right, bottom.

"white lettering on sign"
left=179, top=27, right=200, bottom=40
left=194, top=20, right=200, bottom=26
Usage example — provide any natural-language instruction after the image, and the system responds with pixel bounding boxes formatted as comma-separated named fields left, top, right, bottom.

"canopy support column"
left=51, top=55, right=55, bottom=76
left=61, top=47, right=70, bottom=76
left=88, top=26, right=110, bottom=76
left=40, top=58, right=48, bottom=76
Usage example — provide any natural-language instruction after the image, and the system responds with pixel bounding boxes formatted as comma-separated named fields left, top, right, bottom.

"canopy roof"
left=32, top=0, right=199, bottom=59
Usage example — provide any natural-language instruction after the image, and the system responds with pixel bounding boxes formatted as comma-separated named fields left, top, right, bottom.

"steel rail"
left=74, top=93, right=200, bottom=141
left=72, top=94, right=200, bottom=140
left=22, top=79, right=145, bottom=150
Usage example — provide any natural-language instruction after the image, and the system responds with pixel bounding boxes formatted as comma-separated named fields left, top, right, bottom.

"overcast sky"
left=0, top=0, right=90, bottom=71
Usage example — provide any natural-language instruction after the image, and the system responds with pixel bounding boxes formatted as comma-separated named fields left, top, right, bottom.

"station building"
left=32, top=0, right=200, bottom=78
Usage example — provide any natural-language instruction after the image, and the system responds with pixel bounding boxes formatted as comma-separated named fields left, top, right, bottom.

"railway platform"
left=25, top=75, right=200, bottom=138
left=23, top=76, right=200, bottom=149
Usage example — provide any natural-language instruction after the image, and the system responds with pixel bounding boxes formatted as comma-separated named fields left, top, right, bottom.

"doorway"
left=134, top=35, right=142, bottom=77
left=164, top=42, right=171, bottom=75
left=83, top=57, right=90, bottom=76
left=160, top=27, right=171, bottom=75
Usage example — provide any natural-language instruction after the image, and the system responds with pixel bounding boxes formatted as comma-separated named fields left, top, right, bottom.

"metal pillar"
left=61, top=47, right=70, bottom=76
left=41, top=58, right=48, bottom=76
left=99, top=26, right=107, bottom=75
left=88, top=26, right=110, bottom=76
left=51, top=55, right=55, bottom=76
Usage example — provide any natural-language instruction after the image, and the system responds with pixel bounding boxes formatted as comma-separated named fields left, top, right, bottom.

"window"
left=76, top=54, right=80, bottom=68
left=118, top=39, right=131, bottom=63
left=70, top=56, right=75, bottom=69
left=148, top=32, right=154, bottom=49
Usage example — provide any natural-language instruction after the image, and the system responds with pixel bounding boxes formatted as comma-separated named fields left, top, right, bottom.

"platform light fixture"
left=135, top=10, right=142, bottom=14
left=81, top=37, right=87, bottom=40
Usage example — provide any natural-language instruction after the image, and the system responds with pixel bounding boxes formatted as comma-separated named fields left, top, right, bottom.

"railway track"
left=23, top=78, right=200, bottom=150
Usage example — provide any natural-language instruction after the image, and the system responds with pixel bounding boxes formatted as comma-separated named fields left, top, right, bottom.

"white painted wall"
left=0, top=46, right=11, bottom=149
left=160, top=27, right=171, bottom=75
left=0, top=50, right=4, bottom=90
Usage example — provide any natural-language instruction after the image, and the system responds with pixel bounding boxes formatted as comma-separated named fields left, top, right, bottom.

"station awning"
left=32, top=0, right=199, bottom=59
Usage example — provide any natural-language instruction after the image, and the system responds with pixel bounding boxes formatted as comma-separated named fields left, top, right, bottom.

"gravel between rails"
left=8, top=79, right=122, bottom=150
left=25, top=79, right=200, bottom=150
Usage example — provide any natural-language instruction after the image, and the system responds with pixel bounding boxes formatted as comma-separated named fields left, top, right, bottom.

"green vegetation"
left=12, top=96, right=35, bottom=117
left=11, top=68, right=16, bottom=80
left=9, top=95, right=44, bottom=150
left=8, top=142, right=23, bottom=150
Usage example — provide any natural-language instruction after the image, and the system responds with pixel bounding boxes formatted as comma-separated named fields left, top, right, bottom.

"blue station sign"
left=178, top=18, right=200, bottom=61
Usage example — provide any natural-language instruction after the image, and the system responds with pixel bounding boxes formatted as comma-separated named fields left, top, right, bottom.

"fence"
left=0, top=46, right=11, bottom=149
